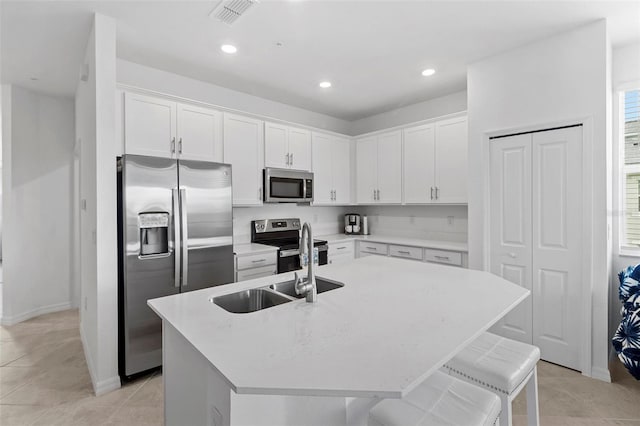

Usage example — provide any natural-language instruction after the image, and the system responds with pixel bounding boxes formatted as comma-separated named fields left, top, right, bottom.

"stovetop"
left=250, top=218, right=326, bottom=250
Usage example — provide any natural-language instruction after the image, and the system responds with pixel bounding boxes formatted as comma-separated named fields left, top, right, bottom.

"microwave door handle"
left=172, top=189, right=181, bottom=288
left=180, top=188, right=188, bottom=287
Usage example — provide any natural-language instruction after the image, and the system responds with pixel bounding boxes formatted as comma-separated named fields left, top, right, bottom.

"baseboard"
left=80, top=320, right=121, bottom=396
left=0, top=301, right=72, bottom=326
left=591, top=365, right=612, bottom=383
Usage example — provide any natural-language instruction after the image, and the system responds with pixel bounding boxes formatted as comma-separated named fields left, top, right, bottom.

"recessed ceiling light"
left=221, top=44, right=237, bottom=54
left=319, top=81, right=332, bottom=89
left=421, top=68, right=436, bottom=77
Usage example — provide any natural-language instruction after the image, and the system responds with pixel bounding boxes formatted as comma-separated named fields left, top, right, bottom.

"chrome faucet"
left=294, top=222, right=317, bottom=303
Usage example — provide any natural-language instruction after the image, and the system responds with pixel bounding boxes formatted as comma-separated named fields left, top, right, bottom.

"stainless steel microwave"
left=263, top=168, right=313, bottom=203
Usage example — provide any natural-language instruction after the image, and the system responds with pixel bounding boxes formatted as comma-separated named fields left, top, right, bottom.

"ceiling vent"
left=210, top=0, right=259, bottom=25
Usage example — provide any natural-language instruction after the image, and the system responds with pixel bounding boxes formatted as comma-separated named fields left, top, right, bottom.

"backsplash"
left=232, top=204, right=468, bottom=244
left=232, top=205, right=351, bottom=244
left=355, top=205, right=468, bottom=242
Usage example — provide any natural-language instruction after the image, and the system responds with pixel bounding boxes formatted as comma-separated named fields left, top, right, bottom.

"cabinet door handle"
left=336, top=246, right=346, bottom=250
left=376, top=189, right=380, bottom=201
left=178, top=137, right=183, bottom=154
left=435, top=187, right=439, bottom=200
left=399, top=250, right=411, bottom=255
left=366, top=246, right=377, bottom=251
left=171, top=137, right=176, bottom=153
left=434, top=255, right=450, bottom=260
left=251, top=259, right=266, bottom=263
left=290, top=153, right=293, bottom=166
left=430, top=187, right=434, bottom=200
left=285, top=153, right=289, bottom=165
left=258, top=187, right=262, bottom=201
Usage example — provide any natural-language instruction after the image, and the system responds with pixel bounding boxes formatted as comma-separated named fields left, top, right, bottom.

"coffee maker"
left=344, top=214, right=361, bottom=235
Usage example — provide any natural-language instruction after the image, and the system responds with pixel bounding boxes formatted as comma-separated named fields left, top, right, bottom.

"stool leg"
left=498, top=393, right=511, bottom=426
left=525, top=366, right=540, bottom=426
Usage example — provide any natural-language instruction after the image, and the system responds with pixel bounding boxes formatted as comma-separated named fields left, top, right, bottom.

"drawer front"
left=236, top=264, right=277, bottom=282
left=329, top=241, right=355, bottom=256
left=424, top=249, right=462, bottom=266
left=389, top=245, right=423, bottom=261
left=329, top=251, right=355, bottom=265
left=237, top=252, right=276, bottom=271
left=359, top=242, right=388, bottom=256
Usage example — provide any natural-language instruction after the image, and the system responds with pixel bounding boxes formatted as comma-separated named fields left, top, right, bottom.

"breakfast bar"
left=148, top=256, right=529, bottom=426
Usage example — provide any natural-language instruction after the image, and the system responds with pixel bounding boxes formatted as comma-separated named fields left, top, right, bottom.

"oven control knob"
left=293, top=221, right=299, bottom=227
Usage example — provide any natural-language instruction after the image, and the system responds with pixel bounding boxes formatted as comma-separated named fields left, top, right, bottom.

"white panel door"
left=288, top=127, right=312, bottom=171
left=264, top=122, right=288, bottom=168
left=223, top=113, right=264, bottom=206
left=356, top=137, right=378, bottom=204
left=124, top=92, right=176, bottom=158
left=332, top=137, right=352, bottom=205
left=377, top=131, right=402, bottom=204
left=403, top=124, right=435, bottom=204
left=435, top=116, right=468, bottom=203
left=176, top=103, right=222, bottom=162
left=489, top=134, right=533, bottom=344
left=531, top=126, right=582, bottom=370
left=312, top=132, right=334, bottom=204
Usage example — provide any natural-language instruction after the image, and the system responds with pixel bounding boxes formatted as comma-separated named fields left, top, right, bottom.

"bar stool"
left=368, top=370, right=501, bottom=426
left=443, top=332, right=540, bottom=426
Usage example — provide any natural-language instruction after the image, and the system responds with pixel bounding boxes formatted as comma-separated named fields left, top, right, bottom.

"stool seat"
left=369, top=370, right=501, bottom=426
left=444, top=332, right=540, bottom=395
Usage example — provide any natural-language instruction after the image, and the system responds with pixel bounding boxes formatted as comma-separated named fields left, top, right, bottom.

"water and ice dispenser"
left=138, top=212, right=170, bottom=256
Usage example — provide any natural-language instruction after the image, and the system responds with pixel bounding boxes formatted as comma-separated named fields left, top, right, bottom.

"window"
left=622, top=89, right=640, bottom=248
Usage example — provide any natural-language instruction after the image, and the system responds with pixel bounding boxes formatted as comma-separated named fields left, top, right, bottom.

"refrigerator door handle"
left=172, top=188, right=181, bottom=288
left=180, top=188, right=189, bottom=287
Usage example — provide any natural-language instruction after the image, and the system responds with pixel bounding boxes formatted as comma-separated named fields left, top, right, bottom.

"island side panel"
left=163, top=321, right=232, bottom=426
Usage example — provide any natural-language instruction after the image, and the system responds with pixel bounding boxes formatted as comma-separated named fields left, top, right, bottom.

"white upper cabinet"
left=288, top=127, right=312, bottom=171
left=332, top=137, right=352, bottom=204
left=356, top=136, right=378, bottom=204
left=356, top=132, right=402, bottom=204
left=312, top=133, right=352, bottom=205
left=264, top=122, right=312, bottom=171
left=124, top=92, right=222, bottom=161
left=264, top=122, right=288, bottom=168
left=376, top=131, right=402, bottom=204
left=403, top=115, right=467, bottom=204
left=223, top=113, right=264, bottom=206
left=434, top=116, right=468, bottom=203
left=403, top=124, right=436, bottom=203
left=176, top=103, right=222, bottom=162
left=124, top=92, right=177, bottom=158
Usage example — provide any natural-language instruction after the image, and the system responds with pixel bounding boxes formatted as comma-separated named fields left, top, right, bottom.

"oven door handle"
left=280, top=249, right=300, bottom=257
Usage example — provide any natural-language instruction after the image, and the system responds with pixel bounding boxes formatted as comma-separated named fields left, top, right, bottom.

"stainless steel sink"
left=270, top=277, right=344, bottom=299
left=212, top=289, right=291, bottom=314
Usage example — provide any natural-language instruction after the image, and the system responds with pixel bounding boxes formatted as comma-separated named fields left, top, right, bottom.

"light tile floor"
left=1, top=309, right=639, bottom=425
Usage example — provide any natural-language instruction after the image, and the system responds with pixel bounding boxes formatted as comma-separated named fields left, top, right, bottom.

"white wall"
left=467, top=21, right=611, bottom=380
left=117, top=59, right=352, bottom=135
left=611, top=42, right=640, bottom=345
left=0, top=85, right=75, bottom=325
left=349, top=90, right=467, bottom=136
left=233, top=205, right=351, bottom=244
left=75, top=13, right=119, bottom=396
left=356, top=205, right=467, bottom=243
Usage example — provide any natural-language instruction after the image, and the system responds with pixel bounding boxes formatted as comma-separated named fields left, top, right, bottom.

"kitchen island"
left=148, top=256, right=528, bottom=426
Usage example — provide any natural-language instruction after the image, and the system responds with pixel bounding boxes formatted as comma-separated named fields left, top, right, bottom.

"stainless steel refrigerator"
left=117, top=154, right=234, bottom=379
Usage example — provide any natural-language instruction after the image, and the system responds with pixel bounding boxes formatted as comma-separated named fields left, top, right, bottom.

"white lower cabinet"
left=328, top=240, right=355, bottom=265
left=356, top=241, right=466, bottom=267
left=235, top=252, right=277, bottom=282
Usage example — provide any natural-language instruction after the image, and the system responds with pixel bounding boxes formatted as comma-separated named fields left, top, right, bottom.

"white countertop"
left=319, top=233, right=468, bottom=252
left=233, top=242, right=278, bottom=256
left=148, top=256, right=527, bottom=399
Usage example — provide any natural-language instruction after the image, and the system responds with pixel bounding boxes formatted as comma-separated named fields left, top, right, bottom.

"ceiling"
left=2, top=1, right=639, bottom=121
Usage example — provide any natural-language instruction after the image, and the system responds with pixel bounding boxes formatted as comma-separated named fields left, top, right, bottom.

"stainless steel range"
left=251, top=218, right=327, bottom=273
